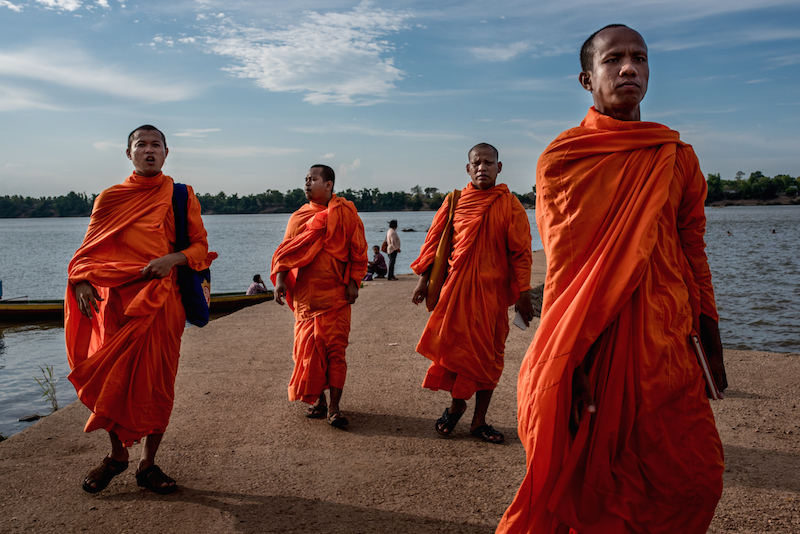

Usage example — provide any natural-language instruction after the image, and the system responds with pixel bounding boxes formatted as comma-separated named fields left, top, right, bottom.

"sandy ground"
left=1, top=250, right=798, bottom=533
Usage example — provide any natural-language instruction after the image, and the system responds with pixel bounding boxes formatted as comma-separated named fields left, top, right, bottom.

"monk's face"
left=467, top=147, right=502, bottom=190
left=126, top=130, right=168, bottom=177
left=305, top=167, right=333, bottom=204
left=579, top=26, right=648, bottom=121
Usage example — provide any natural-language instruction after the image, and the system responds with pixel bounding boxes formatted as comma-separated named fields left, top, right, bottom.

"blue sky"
left=1, top=0, right=798, bottom=198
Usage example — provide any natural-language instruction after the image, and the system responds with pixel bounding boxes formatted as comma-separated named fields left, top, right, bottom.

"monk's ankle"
left=450, top=399, right=467, bottom=414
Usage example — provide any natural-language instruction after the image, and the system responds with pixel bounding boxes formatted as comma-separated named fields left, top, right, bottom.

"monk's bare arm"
left=73, top=280, right=104, bottom=319
left=514, top=290, right=534, bottom=326
left=141, top=252, right=187, bottom=280
left=412, top=267, right=432, bottom=305
left=570, top=349, right=597, bottom=433
left=346, top=279, right=359, bottom=304
left=274, top=271, right=288, bottom=306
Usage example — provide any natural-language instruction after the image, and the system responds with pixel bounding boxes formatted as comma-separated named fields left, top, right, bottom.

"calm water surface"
left=1, top=206, right=797, bottom=437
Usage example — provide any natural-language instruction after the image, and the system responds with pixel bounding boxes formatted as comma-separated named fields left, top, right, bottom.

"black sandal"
left=82, top=456, right=128, bottom=494
left=136, top=465, right=178, bottom=494
left=470, top=424, right=504, bottom=444
left=435, top=407, right=465, bottom=437
left=327, top=412, right=349, bottom=428
left=306, top=404, right=327, bottom=419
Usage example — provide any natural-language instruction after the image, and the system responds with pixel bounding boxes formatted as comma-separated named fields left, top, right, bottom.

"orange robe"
left=497, top=108, right=723, bottom=534
left=65, top=172, right=216, bottom=447
left=411, top=183, right=532, bottom=400
left=270, top=195, right=368, bottom=404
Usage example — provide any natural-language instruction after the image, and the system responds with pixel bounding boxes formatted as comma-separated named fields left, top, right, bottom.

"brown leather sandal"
left=136, top=465, right=177, bottom=494
left=82, top=456, right=128, bottom=494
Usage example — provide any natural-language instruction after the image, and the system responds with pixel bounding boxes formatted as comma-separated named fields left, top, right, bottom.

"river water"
left=1, top=206, right=798, bottom=437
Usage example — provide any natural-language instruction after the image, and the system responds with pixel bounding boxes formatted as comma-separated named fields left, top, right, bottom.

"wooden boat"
left=0, top=291, right=273, bottom=323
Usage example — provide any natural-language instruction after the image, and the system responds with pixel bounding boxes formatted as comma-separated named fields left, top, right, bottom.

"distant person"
left=497, top=25, right=726, bottom=534
left=246, top=274, right=270, bottom=295
left=411, top=143, right=534, bottom=444
left=65, top=125, right=217, bottom=495
left=271, top=164, right=368, bottom=428
left=385, top=220, right=401, bottom=280
left=367, top=245, right=388, bottom=278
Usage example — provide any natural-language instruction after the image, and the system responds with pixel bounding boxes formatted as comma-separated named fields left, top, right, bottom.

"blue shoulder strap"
left=172, top=183, right=190, bottom=252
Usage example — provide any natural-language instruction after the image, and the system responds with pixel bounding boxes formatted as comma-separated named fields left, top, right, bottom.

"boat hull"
left=0, top=292, right=273, bottom=323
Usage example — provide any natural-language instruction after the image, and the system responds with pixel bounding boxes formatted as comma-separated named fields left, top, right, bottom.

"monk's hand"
left=346, top=279, right=359, bottom=304
left=74, top=280, right=103, bottom=319
left=569, top=365, right=596, bottom=434
left=141, top=252, right=186, bottom=280
left=514, top=290, right=534, bottom=327
left=700, top=313, right=727, bottom=397
left=412, top=276, right=428, bottom=305
left=274, top=272, right=288, bottom=306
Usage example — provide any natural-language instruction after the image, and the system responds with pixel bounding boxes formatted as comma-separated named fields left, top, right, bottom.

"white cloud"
left=201, top=0, right=412, bottom=104
left=173, top=146, right=301, bottom=157
left=320, top=153, right=335, bottom=159
left=746, top=78, right=770, bottom=84
left=288, top=123, right=466, bottom=141
left=338, top=158, right=361, bottom=178
left=173, top=128, right=221, bottom=137
left=770, top=54, right=800, bottom=67
left=0, top=47, right=198, bottom=102
left=96, top=0, right=109, bottom=8
left=152, top=36, right=175, bottom=47
left=471, top=41, right=530, bottom=62
left=93, top=141, right=125, bottom=150
left=34, top=0, right=81, bottom=11
left=179, top=37, right=197, bottom=44
left=0, top=83, right=66, bottom=111
left=1, top=1, right=23, bottom=12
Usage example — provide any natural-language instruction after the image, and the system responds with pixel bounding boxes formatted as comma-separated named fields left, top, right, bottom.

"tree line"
left=0, top=185, right=535, bottom=218
left=706, top=171, right=799, bottom=202
left=2, top=172, right=797, bottom=218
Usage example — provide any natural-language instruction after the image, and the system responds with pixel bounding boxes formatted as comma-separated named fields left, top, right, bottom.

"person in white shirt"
left=385, top=220, right=401, bottom=280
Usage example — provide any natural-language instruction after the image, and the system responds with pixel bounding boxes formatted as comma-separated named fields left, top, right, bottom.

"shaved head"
left=468, top=143, right=499, bottom=160
left=127, top=125, right=166, bottom=149
left=580, top=24, right=634, bottom=72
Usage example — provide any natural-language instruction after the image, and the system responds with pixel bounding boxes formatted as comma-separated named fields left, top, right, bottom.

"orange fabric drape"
left=65, top=173, right=216, bottom=447
left=411, top=183, right=532, bottom=400
left=270, top=195, right=368, bottom=403
left=497, top=108, right=723, bottom=534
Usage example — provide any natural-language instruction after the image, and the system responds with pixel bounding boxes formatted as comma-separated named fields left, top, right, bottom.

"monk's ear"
left=126, top=148, right=132, bottom=160
left=497, top=161, right=502, bottom=173
left=164, top=147, right=169, bottom=159
left=579, top=71, right=593, bottom=92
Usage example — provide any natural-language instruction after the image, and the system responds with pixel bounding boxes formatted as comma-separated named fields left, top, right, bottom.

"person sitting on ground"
left=367, top=245, right=388, bottom=278
left=246, top=274, right=270, bottom=295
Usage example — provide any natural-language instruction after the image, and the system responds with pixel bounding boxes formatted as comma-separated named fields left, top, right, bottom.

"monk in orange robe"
left=271, top=164, right=367, bottom=428
left=497, top=25, right=727, bottom=534
left=411, top=144, right=534, bottom=444
left=66, top=125, right=216, bottom=495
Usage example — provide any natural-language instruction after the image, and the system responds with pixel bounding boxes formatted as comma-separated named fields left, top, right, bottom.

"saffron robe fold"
left=270, top=195, right=368, bottom=403
left=65, top=173, right=216, bottom=447
left=411, top=183, right=532, bottom=400
left=497, top=108, right=723, bottom=534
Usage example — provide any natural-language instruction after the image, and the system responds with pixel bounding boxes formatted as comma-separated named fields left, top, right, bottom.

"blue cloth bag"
left=172, top=183, right=211, bottom=327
